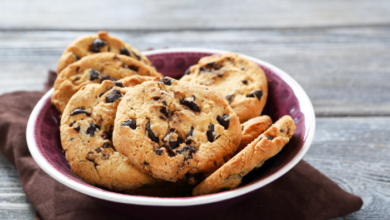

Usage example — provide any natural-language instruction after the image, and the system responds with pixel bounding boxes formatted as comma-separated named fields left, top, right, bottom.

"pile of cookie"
left=52, top=31, right=296, bottom=197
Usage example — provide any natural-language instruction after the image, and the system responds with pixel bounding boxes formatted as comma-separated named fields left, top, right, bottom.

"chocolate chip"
left=115, top=81, right=124, bottom=87
left=132, top=50, right=141, bottom=61
left=160, top=77, right=172, bottom=85
left=280, top=129, right=284, bottom=133
left=106, top=89, right=123, bottom=103
left=90, top=69, right=101, bottom=81
left=247, top=90, right=263, bottom=100
left=95, top=148, right=101, bottom=152
left=265, top=135, right=273, bottom=140
left=143, top=161, right=149, bottom=165
left=176, top=145, right=197, bottom=160
left=128, top=65, right=139, bottom=72
left=162, top=100, right=167, bottom=106
left=159, top=116, right=165, bottom=120
left=242, top=80, right=248, bottom=85
left=188, top=127, right=194, bottom=137
left=185, top=172, right=204, bottom=181
left=90, top=39, right=106, bottom=52
left=163, top=132, right=183, bottom=149
left=102, top=154, right=109, bottom=159
left=154, top=149, right=163, bottom=155
left=74, top=126, right=80, bottom=132
left=120, top=47, right=130, bottom=56
left=86, top=123, right=100, bottom=137
left=147, top=122, right=159, bottom=143
left=74, top=55, right=80, bottom=61
left=184, top=66, right=192, bottom=75
left=180, top=96, right=200, bottom=112
left=199, top=67, right=205, bottom=72
left=99, top=92, right=105, bottom=97
left=225, top=94, right=234, bottom=102
left=185, top=127, right=194, bottom=145
left=160, top=107, right=169, bottom=117
left=121, top=119, right=136, bottom=130
left=217, top=115, right=230, bottom=129
left=153, top=97, right=160, bottom=101
left=206, top=124, right=215, bottom=142
left=167, top=149, right=176, bottom=157
left=100, top=75, right=115, bottom=83
left=70, top=108, right=90, bottom=116
left=102, top=143, right=110, bottom=148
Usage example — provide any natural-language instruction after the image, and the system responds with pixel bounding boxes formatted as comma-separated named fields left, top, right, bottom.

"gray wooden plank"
left=0, top=27, right=389, bottom=116
left=0, top=117, right=389, bottom=218
left=0, top=0, right=390, bottom=30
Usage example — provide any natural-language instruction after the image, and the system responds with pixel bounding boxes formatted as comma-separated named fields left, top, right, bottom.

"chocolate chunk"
left=128, top=65, right=139, bottom=72
left=121, top=119, right=136, bottom=130
left=132, top=50, right=141, bottom=60
left=90, top=39, right=106, bottom=52
left=154, top=149, right=163, bottom=155
left=74, top=126, right=80, bottom=132
left=167, top=149, right=176, bottom=157
left=86, top=123, right=100, bottom=137
left=70, top=108, right=90, bottom=116
left=184, top=66, right=192, bottom=75
left=176, top=145, right=197, bottom=160
left=163, top=132, right=183, bottom=149
left=106, top=89, right=123, bottom=103
left=95, top=148, right=101, bottom=152
left=217, top=115, right=230, bottom=129
left=206, top=124, right=215, bottom=142
left=242, top=80, right=248, bottom=85
left=89, top=69, right=101, bottom=81
left=160, top=107, right=169, bottom=117
left=185, top=172, right=204, bottom=181
left=160, top=77, right=172, bottom=85
left=280, top=129, right=284, bottom=133
left=115, top=81, right=124, bottom=87
left=120, top=47, right=130, bottom=56
left=102, top=143, right=110, bottom=148
left=265, top=135, right=273, bottom=140
left=100, top=75, right=115, bottom=83
left=143, top=161, right=149, bottom=165
left=247, top=90, right=263, bottom=100
left=180, top=96, right=200, bottom=112
left=225, top=94, right=234, bottom=102
left=147, top=122, right=159, bottom=143
left=162, top=100, right=167, bottom=106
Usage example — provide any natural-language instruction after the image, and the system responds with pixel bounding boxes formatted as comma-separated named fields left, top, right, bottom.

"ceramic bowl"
left=26, top=48, right=315, bottom=219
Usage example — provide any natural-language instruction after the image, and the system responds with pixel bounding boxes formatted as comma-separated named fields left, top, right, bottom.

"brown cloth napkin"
left=0, top=71, right=363, bottom=220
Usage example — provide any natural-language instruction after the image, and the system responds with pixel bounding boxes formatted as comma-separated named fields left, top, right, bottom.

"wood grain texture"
left=0, top=0, right=390, bottom=30
left=0, top=27, right=389, bottom=116
left=0, top=118, right=388, bottom=219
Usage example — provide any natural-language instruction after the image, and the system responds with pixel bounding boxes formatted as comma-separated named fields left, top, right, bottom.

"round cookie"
left=52, top=52, right=162, bottom=113
left=57, top=31, right=152, bottom=74
left=60, top=76, right=159, bottom=191
left=192, top=115, right=296, bottom=196
left=113, top=77, right=242, bottom=182
left=180, top=52, right=268, bottom=123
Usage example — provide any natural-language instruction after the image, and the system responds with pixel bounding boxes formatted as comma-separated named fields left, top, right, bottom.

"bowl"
left=26, top=48, right=315, bottom=219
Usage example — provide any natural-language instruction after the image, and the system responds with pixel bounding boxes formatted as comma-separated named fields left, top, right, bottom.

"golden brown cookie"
left=113, top=77, right=242, bottom=182
left=57, top=31, right=152, bottom=73
left=60, top=76, right=159, bottom=191
left=238, top=115, right=273, bottom=152
left=192, top=115, right=296, bottom=196
left=52, top=52, right=162, bottom=113
left=180, top=52, right=268, bottom=123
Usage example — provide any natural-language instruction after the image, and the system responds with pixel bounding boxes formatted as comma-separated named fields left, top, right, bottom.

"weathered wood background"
left=0, top=0, right=389, bottom=219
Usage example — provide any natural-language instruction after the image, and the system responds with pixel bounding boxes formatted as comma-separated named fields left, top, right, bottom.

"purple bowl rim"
left=26, top=48, right=316, bottom=207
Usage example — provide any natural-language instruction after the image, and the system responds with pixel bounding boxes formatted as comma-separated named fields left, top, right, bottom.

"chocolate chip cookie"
left=113, top=77, right=242, bottom=182
left=57, top=31, right=152, bottom=74
left=192, top=115, right=296, bottom=196
left=238, top=115, right=273, bottom=152
left=52, top=52, right=162, bottom=113
left=180, top=52, right=268, bottom=123
left=60, top=76, right=159, bottom=191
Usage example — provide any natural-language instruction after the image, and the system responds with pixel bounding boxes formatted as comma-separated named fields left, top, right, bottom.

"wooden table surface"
left=0, top=1, right=389, bottom=219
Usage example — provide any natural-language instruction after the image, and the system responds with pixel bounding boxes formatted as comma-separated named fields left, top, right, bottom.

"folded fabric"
left=0, top=71, right=363, bottom=220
